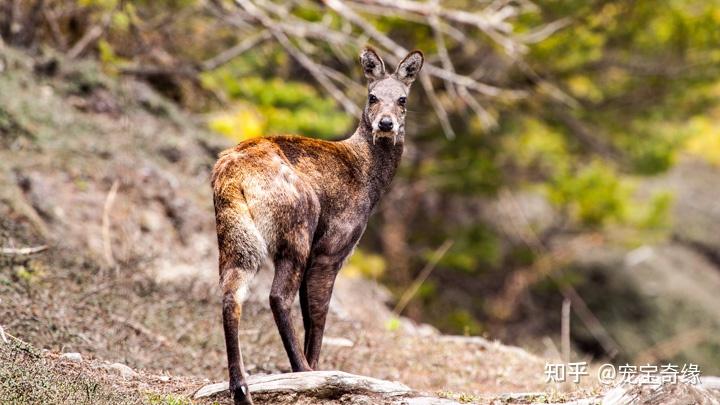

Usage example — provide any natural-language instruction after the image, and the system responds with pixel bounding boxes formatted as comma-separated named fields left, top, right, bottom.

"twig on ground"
left=0, top=326, right=30, bottom=346
left=102, top=180, right=119, bottom=268
left=0, top=245, right=48, bottom=256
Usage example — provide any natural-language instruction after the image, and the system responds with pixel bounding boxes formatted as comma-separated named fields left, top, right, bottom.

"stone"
left=107, top=362, right=138, bottom=379
left=60, top=352, right=82, bottom=362
left=323, top=337, right=355, bottom=347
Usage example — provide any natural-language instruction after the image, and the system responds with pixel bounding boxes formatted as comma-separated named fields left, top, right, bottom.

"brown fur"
left=211, top=48, right=423, bottom=405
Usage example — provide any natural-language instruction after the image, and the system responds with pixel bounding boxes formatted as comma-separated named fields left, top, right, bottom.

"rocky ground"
left=1, top=45, right=719, bottom=404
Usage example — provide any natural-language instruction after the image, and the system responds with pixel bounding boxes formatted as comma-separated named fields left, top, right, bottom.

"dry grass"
left=0, top=338, right=143, bottom=404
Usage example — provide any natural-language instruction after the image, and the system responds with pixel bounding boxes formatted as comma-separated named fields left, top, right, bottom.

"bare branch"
left=419, top=72, right=455, bottom=139
left=203, top=0, right=563, bottom=135
left=43, top=8, right=67, bottom=50
left=428, top=0, right=458, bottom=100
left=352, top=0, right=524, bottom=55
left=325, top=0, right=523, bottom=98
left=67, top=11, right=113, bottom=59
left=235, top=0, right=361, bottom=116
left=518, top=17, right=572, bottom=44
left=201, top=30, right=271, bottom=71
left=344, top=2, right=468, bottom=42
left=458, top=86, right=496, bottom=129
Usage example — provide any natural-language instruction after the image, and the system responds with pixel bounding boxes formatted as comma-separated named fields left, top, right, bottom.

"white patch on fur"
left=277, top=164, right=301, bottom=199
left=235, top=281, right=250, bottom=303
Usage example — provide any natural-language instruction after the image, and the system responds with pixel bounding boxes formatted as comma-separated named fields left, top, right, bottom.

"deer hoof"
left=231, top=381, right=253, bottom=405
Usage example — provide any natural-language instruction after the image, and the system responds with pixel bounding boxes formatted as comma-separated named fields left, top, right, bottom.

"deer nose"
left=378, top=116, right=393, bottom=131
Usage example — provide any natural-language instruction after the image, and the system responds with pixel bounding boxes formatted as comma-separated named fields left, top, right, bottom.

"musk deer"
left=211, top=47, right=423, bottom=405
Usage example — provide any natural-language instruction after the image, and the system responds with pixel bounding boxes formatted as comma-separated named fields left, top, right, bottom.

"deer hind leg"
left=270, top=242, right=313, bottom=372
left=216, top=200, right=264, bottom=405
left=221, top=267, right=256, bottom=405
left=300, top=259, right=342, bottom=370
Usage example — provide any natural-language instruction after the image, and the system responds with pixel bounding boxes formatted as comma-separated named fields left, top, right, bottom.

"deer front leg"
left=301, top=260, right=342, bottom=369
left=270, top=254, right=312, bottom=372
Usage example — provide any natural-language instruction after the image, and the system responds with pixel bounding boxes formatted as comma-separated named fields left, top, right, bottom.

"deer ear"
left=360, top=47, right=386, bottom=83
left=394, top=50, right=424, bottom=86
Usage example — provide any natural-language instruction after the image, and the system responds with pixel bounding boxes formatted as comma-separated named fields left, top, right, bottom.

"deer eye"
left=368, top=94, right=378, bottom=104
left=398, top=96, right=407, bottom=106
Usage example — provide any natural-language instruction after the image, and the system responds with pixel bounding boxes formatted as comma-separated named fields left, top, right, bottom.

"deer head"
left=359, top=48, right=424, bottom=145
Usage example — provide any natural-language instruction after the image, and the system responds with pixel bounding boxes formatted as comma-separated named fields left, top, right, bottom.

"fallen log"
left=194, top=370, right=462, bottom=404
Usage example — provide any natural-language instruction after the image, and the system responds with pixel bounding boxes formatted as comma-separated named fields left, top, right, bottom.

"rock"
left=600, top=382, right=720, bottom=405
left=658, top=161, right=720, bottom=256
left=107, top=362, right=138, bottom=379
left=322, top=337, right=354, bottom=347
left=140, top=209, right=165, bottom=232
left=703, top=376, right=720, bottom=390
left=570, top=242, right=720, bottom=372
left=60, top=352, right=82, bottom=362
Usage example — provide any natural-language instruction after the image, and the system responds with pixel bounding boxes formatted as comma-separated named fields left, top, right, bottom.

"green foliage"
left=438, top=225, right=501, bottom=273
left=440, top=309, right=484, bottom=336
left=78, top=0, right=118, bottom=10
left=203, top=74, right=352, bottom=140
left=384, top=316, right=401, bottom=332
left=549, top=160, right=629, bottom=226
left=423, top=144, right=502, bottom=195
left=683, top=114, right=720, bottom=166
left=146, top=393, right=193, bottom=405
left=637, top=191, right=674, bottom=230
left=527, top=0, right=720, bottom=176
left=344, top=248, right=386, bottom=279
left=501, top=118, right=570, bottom=178
left=416, top=281, right=437, bottom=301
left=437, top=390, right=482, bottom=404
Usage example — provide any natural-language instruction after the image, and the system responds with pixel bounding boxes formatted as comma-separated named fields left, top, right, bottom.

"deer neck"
left=343, top=122, right=404, bottom=204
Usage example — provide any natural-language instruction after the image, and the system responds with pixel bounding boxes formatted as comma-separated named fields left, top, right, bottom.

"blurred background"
left=2, top=0, right=720, bottom=398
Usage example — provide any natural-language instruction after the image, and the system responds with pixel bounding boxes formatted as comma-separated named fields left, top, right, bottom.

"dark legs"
left=300, top=261, right=341, bottom=369
left=222, top=273, right=253, bottom=405
left=270, top=256, right=312, bottom=372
